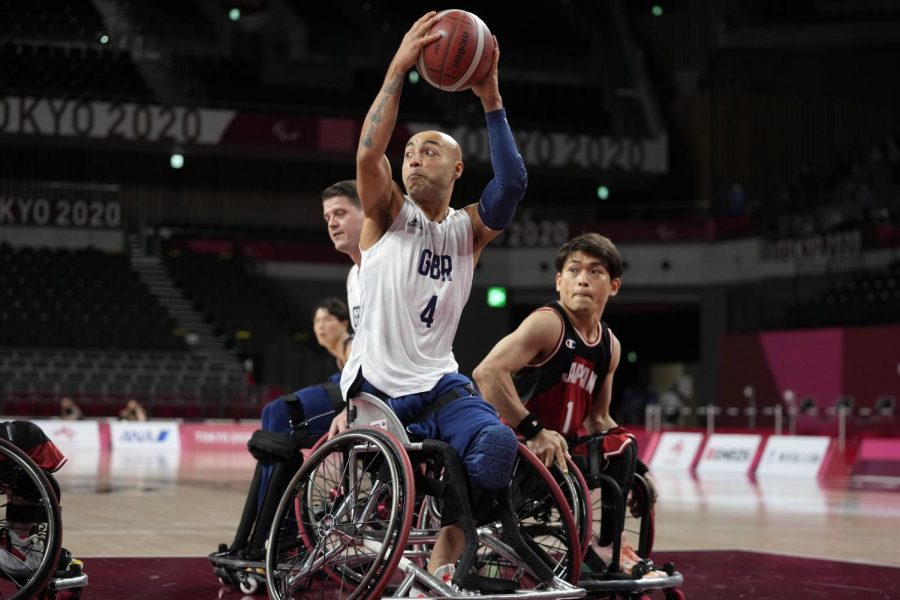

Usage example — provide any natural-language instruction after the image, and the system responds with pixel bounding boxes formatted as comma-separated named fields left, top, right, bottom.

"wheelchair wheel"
left=589, top=472, right=656, bottom=559
left=627, top=474, right=655, bottom=557
left=0, top=438, right=63, bottom=600
left=493, top=444, right=583, bottom=584
left=266, top=428, right=414, bottom=599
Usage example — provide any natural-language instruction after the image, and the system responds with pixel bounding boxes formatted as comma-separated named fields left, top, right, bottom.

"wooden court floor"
left=53, top=448, right=900, bottom=598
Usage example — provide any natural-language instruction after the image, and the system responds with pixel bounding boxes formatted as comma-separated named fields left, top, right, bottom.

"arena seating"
left=117, top=0, right=217, bottom=43
left=786, top=261, right=900, bottom=328
left=0, top=245, right=259, bottom=418
left=0, top=43, right=152, bottom=101
left=0, top=0, right=104, bottom=39
left=0, top=245, right=183, bottom=350
left=165, top=250, right=302, bottom=363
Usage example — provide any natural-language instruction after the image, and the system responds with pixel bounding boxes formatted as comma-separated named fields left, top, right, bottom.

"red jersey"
left=513, top=302, right=612, bottom=436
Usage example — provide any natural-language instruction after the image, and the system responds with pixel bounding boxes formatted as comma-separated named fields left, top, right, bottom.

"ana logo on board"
left=120, top=430, right=170, bottom=443
left=109, top=422, right=180, bottom=450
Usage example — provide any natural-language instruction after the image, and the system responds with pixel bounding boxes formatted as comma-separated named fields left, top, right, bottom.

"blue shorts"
left=353, top=373, right=517, bottom=490
left=261, top=372, right=342, bottom=437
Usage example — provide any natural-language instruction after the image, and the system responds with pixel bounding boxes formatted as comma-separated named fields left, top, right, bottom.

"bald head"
left=401, top=130, right=465, bottom=203
left=406, top=130, right=462, bottom=162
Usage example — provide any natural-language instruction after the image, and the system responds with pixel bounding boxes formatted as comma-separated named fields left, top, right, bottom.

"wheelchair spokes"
left=267, top=429, right=415, bottom=599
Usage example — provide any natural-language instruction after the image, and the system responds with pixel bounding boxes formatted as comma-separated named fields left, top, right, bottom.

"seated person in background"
left=118, top=399, right=148, bottom=422
left=260, top=297, right=353, bottom=437
left=212, top=181, right=363, bottom=563
left=60, top=397, right=83, bottom=421
left=474, top=233, right=656, bottom=576
left=258, top=179, right=364, bottom=440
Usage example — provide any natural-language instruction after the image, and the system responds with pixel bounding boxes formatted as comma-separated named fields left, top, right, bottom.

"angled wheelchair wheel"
left=589, top=472, right=656, bottom=559
left=628, top=473, right=655, bottom=557
left=557, top=456, right=592, bottom=557
left=0, top=438, right=63, bottom=600
left=490, top=444, right=583, bottom=585
left=266, top=428, right=415, bottom=599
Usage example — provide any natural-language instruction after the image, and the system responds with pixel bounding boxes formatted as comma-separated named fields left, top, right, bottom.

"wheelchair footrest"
left=47, top=572, right=89, bottom=592
left=459, top=573, right=519, bottom=593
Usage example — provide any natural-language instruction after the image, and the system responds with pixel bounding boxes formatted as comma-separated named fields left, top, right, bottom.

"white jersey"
left=346, top=264, right=361, bottom=332
left=341, top=196, right=474, bottom=398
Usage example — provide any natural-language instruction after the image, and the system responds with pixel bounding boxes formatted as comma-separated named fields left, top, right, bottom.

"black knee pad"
left=604, top=442, right=637, bottom=497
left=248, top=430, right=301, bottom=463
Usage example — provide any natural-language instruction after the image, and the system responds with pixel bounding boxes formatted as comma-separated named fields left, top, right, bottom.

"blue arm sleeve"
left=477, top=109, right=528, bottom=230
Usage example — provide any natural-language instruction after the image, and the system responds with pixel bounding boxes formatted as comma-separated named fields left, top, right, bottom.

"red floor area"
left=77, top=551, right=899, bottom=599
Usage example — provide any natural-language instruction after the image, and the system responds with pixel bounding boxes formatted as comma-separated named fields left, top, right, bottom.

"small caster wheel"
left=632, top=561, right=650, bottom=580
left=239, top=576, right=260, bottom=595
left=663, top=562, right=676, bottom=576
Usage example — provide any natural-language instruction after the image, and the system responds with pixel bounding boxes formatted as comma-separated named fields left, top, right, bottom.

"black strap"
left=413, top=384, right=475, bottom=423
left=281, top=394, right=306, bottom=428
left=321, top=382, right=347, bottom=412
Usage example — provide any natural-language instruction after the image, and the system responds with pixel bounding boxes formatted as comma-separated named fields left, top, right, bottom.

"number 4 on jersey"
left=420, top=295, right=438, bottom=328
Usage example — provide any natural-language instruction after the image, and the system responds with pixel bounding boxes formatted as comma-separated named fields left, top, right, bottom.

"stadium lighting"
left=596, top=185, right=610, bottom=200
left=627, top=351, right=638, bottom=364
left=229, top=8, right=241, bottom=21
left=99, top=34, right=109, bottom=44
left=409, top=71, right=420, bottom=84
left=652, top=5, right=664, bottom=16
left=487, top=286, right=507, bottom=308
left=170, top=153, right=185, bottom=169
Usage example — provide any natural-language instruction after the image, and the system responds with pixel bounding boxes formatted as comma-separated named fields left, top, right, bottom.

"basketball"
left=417, top=9, right=495, bottom=92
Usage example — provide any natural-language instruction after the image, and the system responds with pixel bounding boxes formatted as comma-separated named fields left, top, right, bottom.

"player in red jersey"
left=475, top=232, right=655, bottom=574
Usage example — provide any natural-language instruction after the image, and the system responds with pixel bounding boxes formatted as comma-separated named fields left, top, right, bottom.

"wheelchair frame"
left=264, top=392, right=586, bottom=599
left=0, top=437, right=88, bottom=600
left=565, top=434, right=685, bottom=598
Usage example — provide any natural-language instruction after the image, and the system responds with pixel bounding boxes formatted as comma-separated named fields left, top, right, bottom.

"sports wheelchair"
left=0, top=438, right=88, bottom=600
left=548, top=433, right=685, bottom=599
left=263, top=392, right=588, bottom=599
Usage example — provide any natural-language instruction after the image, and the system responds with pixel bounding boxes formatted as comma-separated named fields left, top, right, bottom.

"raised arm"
left=473, top=310, right=569, bottom=470
left=464, top=39, right=528, bottom=256
left=357, top=12, right=442, bottom=245
left=586, top=329, right=621, bottom=433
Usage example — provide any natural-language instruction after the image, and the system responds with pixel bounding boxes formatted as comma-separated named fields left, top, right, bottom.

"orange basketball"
left=417, top=9, right=495, bottom=92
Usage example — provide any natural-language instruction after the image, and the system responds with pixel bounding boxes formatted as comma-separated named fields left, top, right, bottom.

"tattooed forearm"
left=384, top=74, right=402, bottom=96
left=361, top=74, right=404, bottom=148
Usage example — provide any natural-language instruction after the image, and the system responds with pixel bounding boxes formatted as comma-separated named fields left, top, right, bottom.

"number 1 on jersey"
left=420, top=295, right=438, bottom=328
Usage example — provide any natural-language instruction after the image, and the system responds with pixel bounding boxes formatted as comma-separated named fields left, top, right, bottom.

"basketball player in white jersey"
left=261, top=180, right=363, bottom=440
left=218, top=181, right=364, bottom=564
left=328, top=12, right=528, bottom=585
